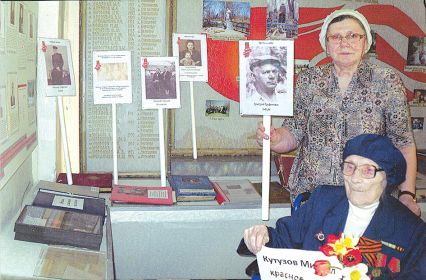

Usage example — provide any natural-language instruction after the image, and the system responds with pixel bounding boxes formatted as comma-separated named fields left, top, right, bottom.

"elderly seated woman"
left=243, top=134, right=425, bottom=278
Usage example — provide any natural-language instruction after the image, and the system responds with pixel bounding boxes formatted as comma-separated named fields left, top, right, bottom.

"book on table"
left=32, top=188, right=106, bottom=223
left=111, top=184, right=175, bottom=205
left=37, top=180, right=100, bottom=198
left=213, top=179, right=261, bottom=205
left=56, top=173, right=113, bottom=192
left=14, top=205, right=103, bottom=250
left=168, top=175, right=216, bottom=201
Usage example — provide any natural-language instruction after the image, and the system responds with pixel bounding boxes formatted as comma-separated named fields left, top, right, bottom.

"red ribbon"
left=41, top=41, right=47, bottom=53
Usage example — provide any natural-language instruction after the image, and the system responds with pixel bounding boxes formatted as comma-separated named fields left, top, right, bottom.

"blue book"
left=168, top=175, right=216, bottom=200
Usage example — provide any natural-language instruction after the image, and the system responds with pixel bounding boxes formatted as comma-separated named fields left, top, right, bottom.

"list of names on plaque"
left=84, top=0, right=167, bottom=173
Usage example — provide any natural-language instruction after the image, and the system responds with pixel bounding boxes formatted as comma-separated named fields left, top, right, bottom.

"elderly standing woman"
left=256, top=9, right=420, bottom=215
left=243, top=134, right=425, bottom=278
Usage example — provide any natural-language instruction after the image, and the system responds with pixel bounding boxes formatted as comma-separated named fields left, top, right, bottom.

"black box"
left=14, top=205, right=103, bottom=250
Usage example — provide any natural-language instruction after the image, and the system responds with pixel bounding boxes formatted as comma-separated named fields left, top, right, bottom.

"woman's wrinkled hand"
left=243, top=225, right=270, bottom=255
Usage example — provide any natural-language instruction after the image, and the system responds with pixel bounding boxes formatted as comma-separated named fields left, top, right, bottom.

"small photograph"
left=44, top=44, right=72, bottom=86
left=27, top=80, right=35, bottom=106
left=410, top=89, right=426, bottom=106
left=9, top=1, right=15, bottom=25
left=172, top=33, right=208, bottom=82
left=412, top=117, right=424, bottom=130
left=266, top=0, right=299, bottom=39
left=141, top=56, right=180, bottom=109
left=0, top=2, right=4, bottom=37
left=9, top=79, right=16, bottom=108
left=205, top=100, right=230, bottom=117
left=202, top=0, right=250, bottom=41
left=406, top=36, right=426, bottom=66
left=239, top=40, right=294, bottom=116
left=178, top=39, right=202, bottom=66
left=96, top=63, right=129, bottom=82
left=18, top=2, right=23, bottom=33
left=28, top=12, right=33, bottom=38
left=367, top=30, right=377, bottom=55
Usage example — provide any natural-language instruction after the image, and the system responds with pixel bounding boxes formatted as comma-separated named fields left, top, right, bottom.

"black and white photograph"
left=37, top=38, right=76, bottom=97
left=205, top=100, right=230, bottom=117
left=239, top=40, right=294, bottom=116
left=406, top=36, right=426, bottom=67
left=202, top=0, right=250, bottom=41
left=266, top=0, right=299, bottom=39
left=9, top=1, right=15, bottom=25
left=27, top=80, right=35, bottom=106
left=0, top=2, right=4, bottom=37
left=412, top=117, right=424, bottom=130
left=172, top=33, right=208, bottom=82
left=92, top=50, right=132, bottom=104
left=44, top=45, right=71, bottom=86
left=141, top=56, right=180, bottom=109
left=18, top=2, right=23, bottom=33
left=28, top=12, right=33, bottom=39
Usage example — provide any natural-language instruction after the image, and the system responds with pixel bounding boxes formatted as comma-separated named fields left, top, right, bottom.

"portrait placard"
left=92, top=51, right=132, bottom=104
left=172, top=33, right=208, bottom=82
left=257, top=246, right=344, bottom=280
left=141, top=56, right=181, bottom=109
left=37, top=38, right=76, bottom=97
left=239, top=40, right=294, bottom=116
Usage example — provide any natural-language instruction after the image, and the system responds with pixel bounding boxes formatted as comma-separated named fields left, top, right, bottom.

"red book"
left=211, top=181, right=229, bottom=205
left=56, top=173, right=113, bottom=193
left=111, top=184, right=174, bottom=205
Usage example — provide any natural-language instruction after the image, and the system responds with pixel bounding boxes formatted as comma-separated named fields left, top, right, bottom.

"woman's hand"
left=256, top=122, right=282, bottom=148
left=243, top=225, right=270, bottom=255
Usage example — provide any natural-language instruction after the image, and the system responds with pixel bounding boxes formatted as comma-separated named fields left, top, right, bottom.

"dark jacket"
left=267, top=185, right=426, bottom=279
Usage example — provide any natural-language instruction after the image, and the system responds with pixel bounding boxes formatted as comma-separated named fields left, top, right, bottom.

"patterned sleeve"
left=281, top=69, right=313, bottom=146
left=382, top=69, right=415, bottom=148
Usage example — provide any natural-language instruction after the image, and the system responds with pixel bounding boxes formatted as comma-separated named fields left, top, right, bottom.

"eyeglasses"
left=341, top=161, right=384, bottom=179
left=327, top=33, right=366, bottom=45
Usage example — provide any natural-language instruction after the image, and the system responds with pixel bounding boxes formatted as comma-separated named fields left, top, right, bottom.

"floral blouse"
left=282, top=60, right=414, bottom=201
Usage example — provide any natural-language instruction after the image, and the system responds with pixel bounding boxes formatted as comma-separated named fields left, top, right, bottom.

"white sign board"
left=239, top=40, right=294, bottom=116
left=92, top=51, right=132, bottom=104
left=37, top=38, right=76, bottom=97
left=172, top=33, right=208, bottom=82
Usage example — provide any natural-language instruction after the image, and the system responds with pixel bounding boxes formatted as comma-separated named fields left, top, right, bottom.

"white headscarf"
left=319, top=9, right=373, bottom=54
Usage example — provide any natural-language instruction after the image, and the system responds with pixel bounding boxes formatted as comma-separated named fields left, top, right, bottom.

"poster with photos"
left=239, top=40, right=294, bottom=116
left=141, top=56, right=180, bottom=109
left=0, top=87, right=6, bottom=141
left=172, top=33, right=208, bottom=82
left=6, top=72, right=18, bottom=135
left=266, top=0, right=299, bottom=39
left=37, top=38, right=76, bottom=97
left=202, top=0, right=251, bottom=41
left=92, top=51, right=132, bottom=104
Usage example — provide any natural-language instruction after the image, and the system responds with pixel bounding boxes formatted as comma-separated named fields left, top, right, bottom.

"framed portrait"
left=92, top=51, right=132, bottom=104
left=37, top=38, right=76, bottom=97
left=172, top=33, right=208, bottom=82
left=141, top=56, right=181, bottom=109
left=239, top=40, right=294, bottom=116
